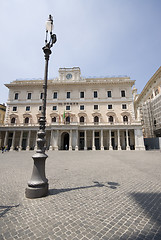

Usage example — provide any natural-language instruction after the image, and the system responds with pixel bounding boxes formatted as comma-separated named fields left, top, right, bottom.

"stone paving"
left=0, top=150, right=161, bottom=240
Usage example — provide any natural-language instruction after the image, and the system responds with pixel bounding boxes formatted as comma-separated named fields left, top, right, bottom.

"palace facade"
left=0, top=67, right=145, bottom=151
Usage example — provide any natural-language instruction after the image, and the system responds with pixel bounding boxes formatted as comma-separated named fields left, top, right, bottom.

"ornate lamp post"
left=25, top=15, right=57, bottom=198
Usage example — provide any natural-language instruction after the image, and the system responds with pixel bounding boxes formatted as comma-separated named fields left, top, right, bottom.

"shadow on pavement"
left=49, top=181, right=120, bottom=195
left=130, top=192, right=161, bottom=239
left=0, top=204, right=20, bottom=217
left=107, top=182, right=120, bottom=189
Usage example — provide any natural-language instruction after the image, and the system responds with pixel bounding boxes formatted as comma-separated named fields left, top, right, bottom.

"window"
left=39, top=106, right=42, bottom=111
left=24, top=117, right=29, bottom=124
left=53, top=106, right=57, bottom=111
left=107, top=91, right=112, bottom=98
left=53, top=92, right=58, bottom=99
left=94, top=116, right=99, bottom=123
left=26, top=106, right=30, bottom=111
left=27, top=92, right=32, bottom=99
left=40, top=93, right=43, bottom=99
left=14, top=93, right=19, bottom=100
left=111, top=131, right=114, bottom=137
left=66, top=105, right=70, bottom=111
left=80, top=116, right=84, bottom=123
left=121, top=90, right=126, bottom=97
left=122, top=104, right=127, bottom=109
left=154, top=119, right=156, bottom=127
left=95, top=132, right=99, bottom=137
left=66, top=116, right=70, bottom=123
left=52, top=117, right=56, bottom=123
left=11, top=117, right=16, bottom=124
left=80, top=92, right=84, bottom=98
left=123, top=115, right=128, bottom=122
left=94, top=91, right=98, bottom=98
left=109, top=116, right=113, bottom=123
left=13, top=106, right=17, bottom=111
left=67, top=92, right=70, bottom=99
left=108, top=104, right=112, bottom=110
left=80, top=105, right=84, bottom=110
left=94, top=105, right=98, bottom=110
left=155, top=89, right=159, bottom=96
left=80, top=132, right=84, bottom=137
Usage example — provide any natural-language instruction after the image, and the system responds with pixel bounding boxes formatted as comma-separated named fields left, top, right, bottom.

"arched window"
left=52, top=117, right=56, bottom=123
left=154, top=119, right=156, bottom=127
left=24, top=117, right=29, bottom=124
left=109, top=116, right=113, bottom=123
left=66, top=116, right=70, bottom=124
left=11, top=117, right=15, bottom=124
left=80, top=116, right=84, bottom=123
left=94, top=116, right=99, bottom=124
left=123, top=115, right=128, bottom=123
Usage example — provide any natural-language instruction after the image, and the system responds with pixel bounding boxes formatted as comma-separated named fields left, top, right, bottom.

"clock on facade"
left=66, top=73, right=72, bottom=79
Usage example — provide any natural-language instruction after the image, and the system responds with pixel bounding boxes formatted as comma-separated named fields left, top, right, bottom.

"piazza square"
left=0, top=150, right=161, bottom=240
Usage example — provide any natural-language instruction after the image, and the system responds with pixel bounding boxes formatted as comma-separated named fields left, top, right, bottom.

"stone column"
left=84, top=130, right=87, bottom=150
left=69, top=130, right=72, bottom=151
left=117, top=129, right=121, bottom=150
left=10, top=131, right=16, bottom=151
left=109, top=130, right=112, bottom=150
left=4, top=131, right=8, bottom=147
left=34, top=131, right=38, bottom=151
left=92, top=130, right=95, bottom=150
left=26, top=130, right=31, bottom=151
left=126, top=129, right=130, bottom=150
left=152, top=88, right=155, bottom=98
left=137, top=107, right=141, bottom=121
left=101, top=129, right=104, bottom=150
left=19, top=131, right=23, bottom=151
left=75, top=130, right=78, bottom=151
left=134, top=129, right=145, bottom=150
left=56, top=130, right=59, bottom=150
left=49, top=130, right=53, bottom=150
left=0, top=131, right=2, bottom=148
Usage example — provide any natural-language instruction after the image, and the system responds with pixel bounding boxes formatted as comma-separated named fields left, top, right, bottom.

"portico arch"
left=61, top=132, right=69, bottom=150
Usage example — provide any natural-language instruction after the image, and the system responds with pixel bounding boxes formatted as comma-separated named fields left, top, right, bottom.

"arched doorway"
left=61, top=132, right=69, bottom=150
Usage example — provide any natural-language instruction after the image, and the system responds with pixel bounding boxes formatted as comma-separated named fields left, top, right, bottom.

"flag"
left=63, top=110, right=65, bottom=119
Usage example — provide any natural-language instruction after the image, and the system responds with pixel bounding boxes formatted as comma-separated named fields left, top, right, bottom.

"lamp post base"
left=25, top=183, right=48, bottom=199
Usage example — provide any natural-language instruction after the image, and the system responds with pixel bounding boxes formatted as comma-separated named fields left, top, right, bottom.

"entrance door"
left=80, top=138, right=84, bottom=150
left=62, top=132, right=69, bottom=150
left=22, top=139, right=27, bottom=150
left=95, top=138, right=100, bottom=150
left=112, top=138, right=115, bottom=150
left=8, top=139, right=12, bottom=150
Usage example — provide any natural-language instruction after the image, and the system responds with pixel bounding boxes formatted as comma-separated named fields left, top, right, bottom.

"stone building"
left=0, top=104, right=6, bottom=148
left=134, top=66, right=161, bottom=138
left=0, top=104, right=6, bottom=125
left=0, top=67, right=145, bottom=151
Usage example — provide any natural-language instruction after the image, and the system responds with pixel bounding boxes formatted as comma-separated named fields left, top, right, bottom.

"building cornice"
left=135, top=66, right=161, bottom=105
left=5, top=78, right=135, bottom=88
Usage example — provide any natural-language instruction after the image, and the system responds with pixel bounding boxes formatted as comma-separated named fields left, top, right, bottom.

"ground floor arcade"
left=0, top=126, right=145, bottom=151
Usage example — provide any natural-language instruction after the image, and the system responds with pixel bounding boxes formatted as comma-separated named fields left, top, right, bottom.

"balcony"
left=1, top=120, right=141, bottom=128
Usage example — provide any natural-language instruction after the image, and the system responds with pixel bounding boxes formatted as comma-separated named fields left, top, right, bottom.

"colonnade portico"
left=0, top=126, right=145, bottom=151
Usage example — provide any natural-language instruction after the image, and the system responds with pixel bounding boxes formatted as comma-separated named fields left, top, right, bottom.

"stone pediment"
left=23, top=113, right=32, bottom=118
left=106, top=112, right=116, bottom=116
left=9, top=113, right=18, bottom=118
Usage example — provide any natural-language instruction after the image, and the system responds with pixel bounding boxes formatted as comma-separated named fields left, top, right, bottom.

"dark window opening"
left=11, top=117, right=16, bottom=124
left=109, top=116, right=113, bottom=123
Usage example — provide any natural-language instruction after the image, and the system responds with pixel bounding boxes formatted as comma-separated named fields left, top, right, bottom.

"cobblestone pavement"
left=0, top=150, right=161, bottom=240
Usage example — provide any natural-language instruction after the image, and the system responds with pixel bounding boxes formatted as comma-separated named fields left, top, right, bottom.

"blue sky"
left=0, top=0, right=161, bottom=103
